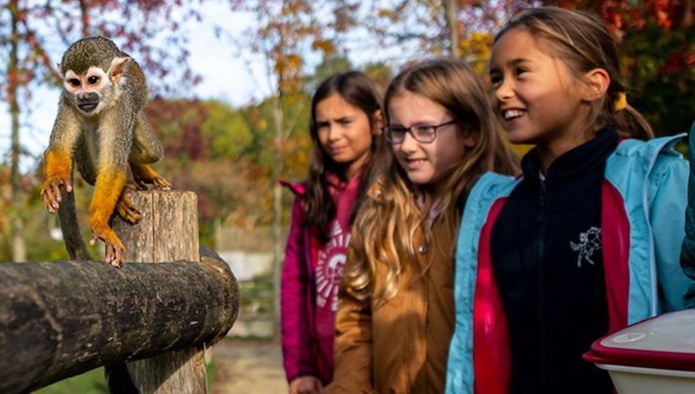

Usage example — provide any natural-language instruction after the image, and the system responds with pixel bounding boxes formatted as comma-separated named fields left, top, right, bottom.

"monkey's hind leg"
left=129, top=111, right=170, bottom=190
left=115, top=165, right=170, bottom=225
left=130, top=162, right=171, bottom=190
left=130, top=110, right=164, bottom=163
left=115, top=184, right=142, bottom=224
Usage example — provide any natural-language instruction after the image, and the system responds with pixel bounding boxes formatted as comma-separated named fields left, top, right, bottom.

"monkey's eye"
left=68, top=79, right=80, bottom=87
left=87, top=76, right=100, bottom=85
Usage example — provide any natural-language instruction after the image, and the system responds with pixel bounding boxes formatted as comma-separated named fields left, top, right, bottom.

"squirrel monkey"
left=41, top=36, right=170, bottom=267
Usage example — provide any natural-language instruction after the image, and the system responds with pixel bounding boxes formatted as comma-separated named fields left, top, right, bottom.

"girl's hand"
left=289, top=376, right=323, bottom=394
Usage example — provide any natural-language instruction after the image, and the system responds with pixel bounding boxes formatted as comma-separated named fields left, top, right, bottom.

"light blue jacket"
left=446, top=131, right=695, bottom=393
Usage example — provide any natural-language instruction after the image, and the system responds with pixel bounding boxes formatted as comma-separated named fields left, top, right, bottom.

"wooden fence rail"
left=0, top=190, right=239, bottom=394
left=0, top=249, right=238, bottom=393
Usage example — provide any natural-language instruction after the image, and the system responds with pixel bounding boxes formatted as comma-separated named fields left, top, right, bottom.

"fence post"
left=112, top=189, right=205, bottom=393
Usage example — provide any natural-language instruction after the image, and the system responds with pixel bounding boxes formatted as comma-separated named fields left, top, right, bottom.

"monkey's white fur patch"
left=63, top=65, right=124, bottom=116
left=63, top=67, right=109, bottom=93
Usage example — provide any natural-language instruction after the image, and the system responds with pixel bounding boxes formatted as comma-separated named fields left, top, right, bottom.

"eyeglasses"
left=382, top=119, right=457, bottom=144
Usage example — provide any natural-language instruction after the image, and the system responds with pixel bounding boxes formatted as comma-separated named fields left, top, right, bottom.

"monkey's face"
left=63, top=63, right=124, bottom=116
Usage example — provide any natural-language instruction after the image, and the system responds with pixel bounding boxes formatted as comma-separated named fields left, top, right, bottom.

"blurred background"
left=1, top=0, right=693, bottom=392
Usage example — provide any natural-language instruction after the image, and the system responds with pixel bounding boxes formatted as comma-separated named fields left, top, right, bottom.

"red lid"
left=583, top=310, right=695, bottom=372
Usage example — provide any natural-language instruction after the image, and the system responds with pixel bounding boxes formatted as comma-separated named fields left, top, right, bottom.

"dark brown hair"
left=304, top=71, right=388, bottom=243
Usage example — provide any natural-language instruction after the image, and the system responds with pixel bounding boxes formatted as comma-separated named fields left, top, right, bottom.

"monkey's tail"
left=105, top=363, right=139, bottom=394
left=57, top=186, right=93, bottom=261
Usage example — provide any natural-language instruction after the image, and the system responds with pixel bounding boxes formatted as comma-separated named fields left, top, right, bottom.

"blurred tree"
left=222, top=0, right=361, bottom=325
left=3, top=0, right=28, bottom=260
left=367, top=0, right=536, bottom=66
left=303, top=55, right=353, bottom=95
left=545, top=0, right=695, bottom=136
left=145, top=97, right=280, bottom=245
left=361, top=61, right=394, bottom=98
left=0, top=166, right=10, bottom=241
left=235, top=93, right=311, bottom=182
left=203, top=100, right=254, bottom=161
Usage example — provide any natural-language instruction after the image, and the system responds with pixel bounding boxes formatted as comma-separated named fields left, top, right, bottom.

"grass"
left=34, top=368, right=108, bottom=394
left=33, top=362, right=216, bottom=393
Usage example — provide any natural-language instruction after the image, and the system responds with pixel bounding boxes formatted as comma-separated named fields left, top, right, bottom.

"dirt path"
left=211, top=338, right=287, bottom=394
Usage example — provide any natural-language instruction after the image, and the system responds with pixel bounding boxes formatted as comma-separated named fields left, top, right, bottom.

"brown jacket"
left=326, top=190, right=457, bottom=394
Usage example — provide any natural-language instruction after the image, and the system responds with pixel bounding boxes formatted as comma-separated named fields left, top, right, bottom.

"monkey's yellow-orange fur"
left=89, top=169, right=127, bottom=252
left=42, top=149, right=73, bottom=189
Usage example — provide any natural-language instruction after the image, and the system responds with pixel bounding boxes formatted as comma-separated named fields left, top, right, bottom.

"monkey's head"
left=60, top=36, right=131, bottom=116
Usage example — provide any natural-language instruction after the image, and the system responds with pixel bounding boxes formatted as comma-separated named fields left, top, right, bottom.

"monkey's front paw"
left=90, top=228, right=125, bottom=268
left=116, top=185, right=142, bottom=224
left=41, top=176, right=73, bottom=214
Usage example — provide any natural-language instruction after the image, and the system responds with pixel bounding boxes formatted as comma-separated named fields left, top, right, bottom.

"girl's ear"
left=581, top=68, right=610, bottom=102
left=462, top=133, right=478, bottom=149
left=373, top=109, right=384, bottom=134
left=461, top=126, right=478, bottom=148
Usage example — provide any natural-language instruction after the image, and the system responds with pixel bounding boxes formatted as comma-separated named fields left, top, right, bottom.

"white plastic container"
left=584, top=309, right=695, bottom=394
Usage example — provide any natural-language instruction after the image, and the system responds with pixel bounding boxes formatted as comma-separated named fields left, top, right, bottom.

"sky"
left=0, top=1, right=415, bottom=172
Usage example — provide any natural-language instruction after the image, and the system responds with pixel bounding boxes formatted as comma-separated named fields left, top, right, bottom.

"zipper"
left=642, top=136, right=683, bottom=317
left=535, top=179, right=548, bottom=387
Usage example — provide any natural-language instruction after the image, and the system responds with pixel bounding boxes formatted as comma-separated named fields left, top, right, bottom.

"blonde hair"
left=343, top=57, right=518, bottom=303
left=496, top=6, right=653, bottom=140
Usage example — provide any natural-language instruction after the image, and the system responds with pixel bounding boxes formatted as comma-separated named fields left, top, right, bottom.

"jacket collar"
left=324, top=170, right=362, bottom=195
left=522, top=129, right=619, bottom=185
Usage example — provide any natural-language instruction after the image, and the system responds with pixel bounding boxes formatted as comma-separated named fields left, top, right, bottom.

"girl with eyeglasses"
left=325, top=58, right=518, bottom=393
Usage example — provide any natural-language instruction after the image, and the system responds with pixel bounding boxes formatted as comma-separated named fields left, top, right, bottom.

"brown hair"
left=495, top=6, right=653, bottom=140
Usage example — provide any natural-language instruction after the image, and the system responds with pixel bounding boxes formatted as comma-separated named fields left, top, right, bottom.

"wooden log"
left=111, top=190, right=210, bottom=393
left=0, top=251, right=238, bottom=394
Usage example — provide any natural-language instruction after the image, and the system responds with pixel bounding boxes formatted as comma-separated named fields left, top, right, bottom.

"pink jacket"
left=280, top=174, right=360, bottom=385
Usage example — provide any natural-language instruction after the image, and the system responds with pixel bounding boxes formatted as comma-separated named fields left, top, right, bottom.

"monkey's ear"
left=109, top=56, right=131, bottom=84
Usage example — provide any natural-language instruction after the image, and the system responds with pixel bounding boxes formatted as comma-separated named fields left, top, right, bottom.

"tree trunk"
left=272, top=98, right=284, bottom=339
left=8, top=0, right=26, bottom=262
left=444, top=0, right=460, bottom=58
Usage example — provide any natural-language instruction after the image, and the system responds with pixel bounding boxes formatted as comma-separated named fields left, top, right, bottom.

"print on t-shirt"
left=570, top=226, right=602, bottom=267
left=316, top=221, right=351, bottom=311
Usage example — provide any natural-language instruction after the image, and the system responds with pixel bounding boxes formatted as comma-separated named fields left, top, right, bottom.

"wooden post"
left=112, top=190, right=205, bottom=393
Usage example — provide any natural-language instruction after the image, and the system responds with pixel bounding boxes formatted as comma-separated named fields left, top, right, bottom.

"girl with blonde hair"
left=326, top=57, right=518, bottom=393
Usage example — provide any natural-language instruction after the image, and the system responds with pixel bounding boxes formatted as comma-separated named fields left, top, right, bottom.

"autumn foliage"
left=546, top=0, right=695, bottom=135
